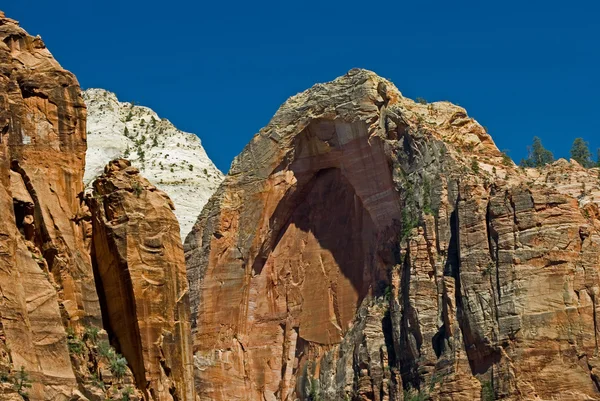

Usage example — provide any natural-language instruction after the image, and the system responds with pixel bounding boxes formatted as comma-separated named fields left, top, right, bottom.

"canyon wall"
left=0, top=10, right=97, bottom=399
left=4, top=7, right=600, bottom=401
left=185, top=68, right=600, bottom=401
left=89, top=159, right=195, bottom=401
left=0, top=11, right=193, bottom=401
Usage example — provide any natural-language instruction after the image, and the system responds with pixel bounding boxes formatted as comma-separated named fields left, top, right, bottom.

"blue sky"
left=3, top=1, right=599, bottom=172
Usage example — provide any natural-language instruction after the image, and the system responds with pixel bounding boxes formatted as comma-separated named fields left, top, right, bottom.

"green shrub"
left=97, top=340, right=113, bottom=359
left=90, top=373, right=105, bottom=390
left=403, top=387, right=427, bottom=401
left=416, top=97, right=427, bottom=105
left=0, top=369, right=9, bottom=382
left=501, top=150, right=512, bottom=166
left=481, top=380, right=495, bottom=401
left=110, top=354, right=128, bottom=379
left=401, top=208, right=419, bottom=242
left=66, top=328, right=84, bottom=355
left=384, top=285, right=392, bottom=301
left=121, top=385, right=134, bottom=401
left=84, top=325, right=100, bottom=343
left=97, top=340, right=128, bottom=380
left=471, top=158, right=480, bottom=174
left=308, top=377, right=321, bottom=401
left=132, top=182, right=143, bottom=197
left=12, top=366, right=32, bottom=398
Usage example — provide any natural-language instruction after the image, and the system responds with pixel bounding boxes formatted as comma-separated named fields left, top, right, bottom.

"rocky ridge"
left=185, top=68, right=600, bottom=401
left=83, top=88, right=223, bottom=238
left=4, top=7, right=600, bottom=401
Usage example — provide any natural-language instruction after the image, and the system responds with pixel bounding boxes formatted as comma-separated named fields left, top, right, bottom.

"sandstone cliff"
left=0, top=11, right=194, bottom=401
left=185, top=69, right=600, bottom=401
left=89, top=159, right=195, bottom=401
left=83, top=88, right=224, bottom=239
left=0, top=10, right=100, bottom=399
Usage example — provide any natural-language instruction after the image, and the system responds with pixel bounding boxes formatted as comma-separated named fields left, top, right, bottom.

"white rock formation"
left=83, top=88, right=224, bottom=238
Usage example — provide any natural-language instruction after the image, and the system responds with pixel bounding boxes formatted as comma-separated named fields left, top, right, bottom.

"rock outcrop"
left=185, top=68, right=600, bottom=400
left=0, top=11, right=194, bottom=401
left=0, top=10, right=100, bottom=399
left=89, top=159, right=195, bottom=401
left=83, top=88, right=224, bottom=238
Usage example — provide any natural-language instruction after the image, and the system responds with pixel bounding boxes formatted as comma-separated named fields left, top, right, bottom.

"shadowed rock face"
left=89, top=159, right=195, bottom=401
left=186, top=69, right=600, bottom=401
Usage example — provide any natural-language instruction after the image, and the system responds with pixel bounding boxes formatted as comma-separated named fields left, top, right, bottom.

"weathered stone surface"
left=89, top=159, right=195, bottom=401
left=0, top=10, right=97, bottom=400
left=0, top=11, right=191, bottom=401
left=186, top=68, right=600, bottom=400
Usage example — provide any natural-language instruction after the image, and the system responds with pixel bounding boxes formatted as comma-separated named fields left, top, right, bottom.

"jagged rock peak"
left=83, top=88, right=223, bottom=238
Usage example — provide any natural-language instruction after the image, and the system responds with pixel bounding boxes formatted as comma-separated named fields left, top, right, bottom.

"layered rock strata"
left=185, top=68, right=600, bottom=401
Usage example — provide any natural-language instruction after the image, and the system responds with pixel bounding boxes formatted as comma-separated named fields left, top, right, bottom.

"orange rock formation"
left=186, top=69, right=600, bottom=401
left=0, top=11, right=194, bottom=400
left=89, top=159, right=195, bottom=401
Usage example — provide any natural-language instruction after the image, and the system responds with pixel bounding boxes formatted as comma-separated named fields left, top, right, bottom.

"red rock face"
left=0, top=11, right=96, bottom=400
left=187, top=110, right=403, bottom=400
left=89, top=159, right=195, bottom=401
left=186, top=69, right=600, bottom=401
left=0, top=12, right=194, bottom=401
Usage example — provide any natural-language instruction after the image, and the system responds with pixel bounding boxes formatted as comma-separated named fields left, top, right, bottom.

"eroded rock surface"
left=89, top=159, right=195, bottom=401
left=0, top=11, right=193, bottom=401
left=186, top=69, right=600, bottom=400
left=0, top=10, right=99, bottom=399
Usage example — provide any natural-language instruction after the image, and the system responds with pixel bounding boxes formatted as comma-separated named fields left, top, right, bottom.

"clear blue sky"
left=3, top=1, right=599, bottom=172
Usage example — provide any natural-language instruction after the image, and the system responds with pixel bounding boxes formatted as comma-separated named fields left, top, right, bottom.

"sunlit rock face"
left=186, top=69, right=600, bottom=401
left=0, top=11, right=194, bottom=400
left=0, top=10, right=98, bottom=400
left=89, top=159, right=195, bottom=401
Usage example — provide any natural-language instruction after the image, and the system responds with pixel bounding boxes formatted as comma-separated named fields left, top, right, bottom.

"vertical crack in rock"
left=485, top=195, right=501, bottom=323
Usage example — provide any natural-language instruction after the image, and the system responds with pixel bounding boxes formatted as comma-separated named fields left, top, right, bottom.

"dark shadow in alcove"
left=447, top=206, right=501, bottom=376
left=252, top=167, right=374, bottom=306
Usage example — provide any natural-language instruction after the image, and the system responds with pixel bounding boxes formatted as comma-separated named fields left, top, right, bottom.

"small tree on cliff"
left=12, top=366, right=32, bottom=398
left=521, top=136, right=554, bottom=167
left=596, top=148, right=600, bottom=167
left=570, top=138, right=593, bottom=167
